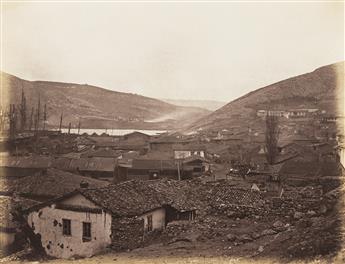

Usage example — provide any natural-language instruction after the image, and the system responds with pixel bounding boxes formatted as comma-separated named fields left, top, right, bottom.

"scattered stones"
left=272, top=220, right=287, bottom=232
left=294, top=211, right=304, bottom=220
left=258, top=246, right=264, bottom=253
left=251, top=232, right=261, bottom=239
left=226, top=233, right=236, bottom=242
left=237, top=234, right=253, bottom=243
left=296, top=219, right=311, bottom=228
left=310, top=217, right=323, bottom=227
left=319, top=204, right=328, bottom=215
left=261, top=229, right=277, bottom=236
left=306, top=210, right=316, bottom=217
left=273, top=220, right=284, bottom=228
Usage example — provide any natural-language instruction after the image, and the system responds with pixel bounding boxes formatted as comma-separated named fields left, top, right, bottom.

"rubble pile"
left=163, top=221, right=199, bottom=241
left=268, top=185, right=326, bottom=217
left=282, top=186, right=323, bottom=199
left=261, top=184, right=345, bottom=259
left=284, top=214, right=342, bottom=259
left=270, top=197, right=322, bottom=216
left=158, top=182, right=344, bottom=260
left=201, top=184, right=267, bottom=218
left=162, top=217, right=233, bottom=243
left=110, top=216, right=144, bottom=250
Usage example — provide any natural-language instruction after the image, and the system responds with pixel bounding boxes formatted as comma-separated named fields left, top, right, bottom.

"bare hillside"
left=1, top=72, right=210, bottom=129
left=187, top=61, right=344, bottom=133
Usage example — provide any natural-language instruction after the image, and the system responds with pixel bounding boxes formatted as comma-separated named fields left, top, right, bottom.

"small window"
left=62, top=219, right=71, bottom=236
left=83, top=222, right=91, bottom=241
left=147, top=215, right=153, bottom=232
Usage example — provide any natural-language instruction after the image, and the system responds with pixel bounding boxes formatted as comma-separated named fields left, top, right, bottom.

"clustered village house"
left=23, top=180, right=196, bottom=259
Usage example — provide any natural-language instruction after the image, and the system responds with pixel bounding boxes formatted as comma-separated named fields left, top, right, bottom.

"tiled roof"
left=86, top=136, right=119, bottom=144
left=53, top=157, right=116, bottom=172
left=4, top=168, right=108, bottom=199
left=0, top=156, right=52, bottom=169
left=80, top=179, right=200, bottom=216
left=149, top=135, right=195, bottom=144
left=138, top=151, right=174, bottom=160
left=52, top=157, right=72, bottom=171
left=112, top=144, right=148, bottom=150
left=80, top=149, right=121, bottom=158
left=82, top=157, right=116, bottom=172
left=26, top=179, right=266, bottom=218
left=172, top=145, right=206, bottom=151
left=182, top=155, right=207, bottom=164
left=131, top=159, right=177, bottom=170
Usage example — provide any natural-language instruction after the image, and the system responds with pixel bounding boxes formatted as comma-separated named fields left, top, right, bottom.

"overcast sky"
left=1, top=2, right=344, bottom=102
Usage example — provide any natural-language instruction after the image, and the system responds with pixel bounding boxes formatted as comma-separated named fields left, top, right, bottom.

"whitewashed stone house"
left=24, top=180, right=196, bottom=259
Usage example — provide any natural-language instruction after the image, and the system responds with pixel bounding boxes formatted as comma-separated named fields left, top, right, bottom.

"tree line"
left=0, top=89, right=48, bottom=139
left=0, top=88, right=79, bottom=139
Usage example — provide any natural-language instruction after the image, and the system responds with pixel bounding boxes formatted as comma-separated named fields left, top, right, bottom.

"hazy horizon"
left=2, top=2, right=344, bottom=102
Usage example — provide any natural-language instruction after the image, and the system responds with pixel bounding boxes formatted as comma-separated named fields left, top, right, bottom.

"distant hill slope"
left=1, top=72, right=210, bottom=129
left=161, top=99, right=226, bottom=111
left=186, top=61, right=344, bottom=134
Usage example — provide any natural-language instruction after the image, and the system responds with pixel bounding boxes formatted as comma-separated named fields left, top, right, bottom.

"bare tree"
left=0, top=106, right=5, bottom=131
left=43, top=104, right=47, bottom=131
left=19, top=88, right=27, bottom=131
left=265, top=114, right=280, bottom=165
left=34, top=95, right=41, bottom=134
left=29, top=107, right=34, bottom=131
left=9, top=104, right=17, bottom=139
left=59, top=112, right=63, bottom=132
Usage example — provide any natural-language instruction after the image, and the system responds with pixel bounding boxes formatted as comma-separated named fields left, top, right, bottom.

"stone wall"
left=110, top=216, right=144, bottom=250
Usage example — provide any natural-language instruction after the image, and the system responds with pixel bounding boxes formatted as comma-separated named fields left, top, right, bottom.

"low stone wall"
left=110, top=216, right=144, bottom=251
left=206, top=203, right=267, bottom=218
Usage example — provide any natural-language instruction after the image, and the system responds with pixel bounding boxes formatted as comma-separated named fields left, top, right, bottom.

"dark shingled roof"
left=0, top=156, right=52, bottom=169
left=2, top=168, right=109, bottom=199
left=80, top=149, right=121, bottom=158
left=80, top=179, right=198, bottom=216
left=131, top=159, right=177, bottom=170
left=79, top=180, right=264, bottom=216
left=172, top=145, right=206, bottom=151
left=53, top=157, right=116, bottom=172
left=27, top=179, right=200, bottom=217
left=26, top=179, right=267, bottom=218
left=138, top=151, right=174, bottom=160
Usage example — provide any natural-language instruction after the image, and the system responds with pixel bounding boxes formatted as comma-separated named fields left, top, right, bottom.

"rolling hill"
left=0, top=72, right=210, bottom=130
left=161, top=99, right=226, bottom=111
left=186, top=61, right=344, bottom=135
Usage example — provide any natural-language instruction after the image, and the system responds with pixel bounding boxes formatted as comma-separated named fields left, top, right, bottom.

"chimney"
left=80, top=181, right=89, bottom=189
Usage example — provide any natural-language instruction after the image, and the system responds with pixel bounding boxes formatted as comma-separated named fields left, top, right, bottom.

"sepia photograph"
left=0, top=1, right=344, bottom=263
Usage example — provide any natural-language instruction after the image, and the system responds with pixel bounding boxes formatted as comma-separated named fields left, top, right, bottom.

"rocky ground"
left=1, top=158, right=344, bottom=264
left=2, top=183, right=344, bottom=264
